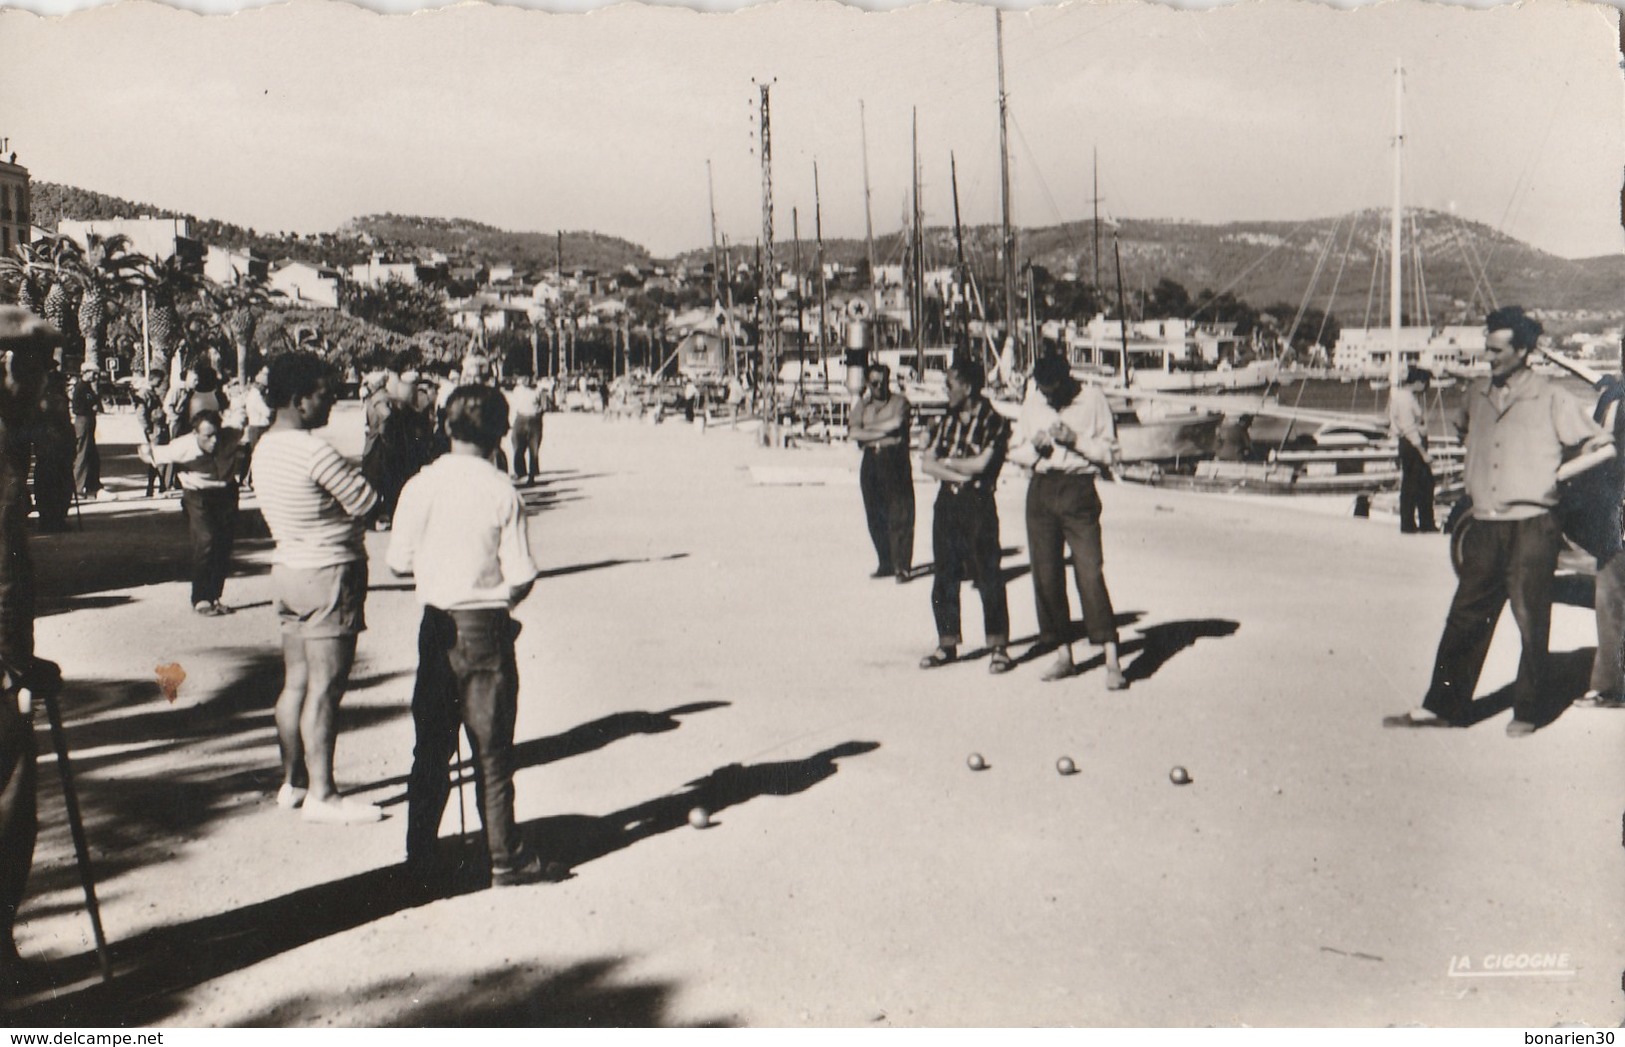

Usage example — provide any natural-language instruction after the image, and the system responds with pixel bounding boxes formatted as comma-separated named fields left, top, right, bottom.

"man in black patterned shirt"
left=918, top=356, right=1014, bottom=673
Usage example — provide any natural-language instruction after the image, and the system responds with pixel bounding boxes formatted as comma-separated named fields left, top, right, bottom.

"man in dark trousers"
left=68, top=363, right=101, bottom=499
left=0, top=307, right=64, bottom=993
left=1385, top=307, right=1611, bottom=736
left=139, top=410, right=245, bottom=616
left=1388, top=366, right=1437, bottom=533
left=918, top=356, right=1014, bottom=674
left=1570, top=364, right=1625, bottom=710
left=848, top=362, right=914, bottom=582
left=389, top=385, right=560, bottom=890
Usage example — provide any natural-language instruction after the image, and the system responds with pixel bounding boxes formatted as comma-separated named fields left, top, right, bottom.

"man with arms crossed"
left=848, top=361, right=914, bottom=582
left=918, top=357, right=1014, bottom=674
left=255, top=351, right=382, bottom=823
left=390, top=385, right=560, bottom=889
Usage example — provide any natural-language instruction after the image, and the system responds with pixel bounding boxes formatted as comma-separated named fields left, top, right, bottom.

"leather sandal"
left=919, top=647, right=957, bottom=670
left=987, top=649, right=1016, bottom=675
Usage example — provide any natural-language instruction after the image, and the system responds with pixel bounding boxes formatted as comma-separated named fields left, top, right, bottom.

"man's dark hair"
left=147, top=369, right=166, bottom=383
left=948, top=355, right=985, bottom=394
left=190, top=409, right=223, bottom=433
left=865, top=361, right=891, bottom=382
left=1031, top=353, right=1071, bottom=388
left=1404, top=366, right=1433, bottom=389
left=390, top=349, right=419, bottom=375
left=192, top=363, right=220, bottom=394
left=265, top=351, right=334, bottom=410
left=443, top=385, right=510, bottom=451
left=1486, top=306, right=1542, bottom=350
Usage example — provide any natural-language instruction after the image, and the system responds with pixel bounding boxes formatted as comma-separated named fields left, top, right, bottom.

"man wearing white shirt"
left=504, top=376, right=544, bottom=485
left=389, top=385, right=560, bottom=890
left=1009, top=354, right=1126, bottom=688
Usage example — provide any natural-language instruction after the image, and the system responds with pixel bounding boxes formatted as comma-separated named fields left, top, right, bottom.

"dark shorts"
left=273, top=561, right=368, bottom=639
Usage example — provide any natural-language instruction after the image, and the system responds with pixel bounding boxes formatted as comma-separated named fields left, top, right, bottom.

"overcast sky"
left=0, top=0, right=1619, bottom=260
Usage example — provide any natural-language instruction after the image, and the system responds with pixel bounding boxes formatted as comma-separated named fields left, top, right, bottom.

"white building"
left=1333, top=325, right=1486, bottom=375
left=203, top=245, right=267, bottom=286
left=268, top=260, right=343, bottom=309
left=59, top=216, right=191, bottom=262
left=350, top=257, right=422, bottom=287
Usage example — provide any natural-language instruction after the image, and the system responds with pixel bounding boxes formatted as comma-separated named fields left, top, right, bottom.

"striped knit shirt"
left=925, top=395, right=1010, bottom=493
left=253, top=429, right=379, bottom=568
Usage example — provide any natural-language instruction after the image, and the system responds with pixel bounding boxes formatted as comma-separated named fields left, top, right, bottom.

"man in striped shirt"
left=918, top=356, right=1014, bottom=674
left=255, top=351, right=382, bottom=825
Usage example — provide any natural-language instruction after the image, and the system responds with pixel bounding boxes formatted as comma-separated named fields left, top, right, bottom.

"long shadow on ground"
left=527, top=740, right=880, bottom=871
left=33, top=504, right=274, bottom=609
left=1459, top=647, right=1594, bottom=729
left=1120, top=619, right=1241, bottom=683
left=19, top=652, right=409, bottom=924
left=6, top=740, right=877, bottom=1027
left=364, top=701, right=731, bottom=804
left=237, top=959, right=732, bottom=1027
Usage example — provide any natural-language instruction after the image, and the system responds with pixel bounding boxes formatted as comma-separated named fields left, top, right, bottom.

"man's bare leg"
left=274, top=633, right=311, bottom=797
left=1103, top=640, right=1126, bottom=691
left=300, top=635, right=357, bottom=804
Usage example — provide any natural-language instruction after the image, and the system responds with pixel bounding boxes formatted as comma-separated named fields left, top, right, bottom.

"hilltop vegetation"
left=27, top=181, right=1621, bottom=326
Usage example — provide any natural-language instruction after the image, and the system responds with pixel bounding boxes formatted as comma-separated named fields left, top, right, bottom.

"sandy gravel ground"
left=2, top=402, right=1620, bottom=1027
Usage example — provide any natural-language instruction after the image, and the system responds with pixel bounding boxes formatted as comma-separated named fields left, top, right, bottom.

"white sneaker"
left=275, top=783, right=308, bottom=809
left=300, top=796, right=382, bottom=825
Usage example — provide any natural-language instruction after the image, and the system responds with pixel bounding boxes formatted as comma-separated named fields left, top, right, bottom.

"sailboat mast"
left=815, top=160, right=828, bottom=384
left=911, top=109, right=925, bottom=376
left=996, top=8, right=1020, bottom=373
left=860, top=100, right=879, bottom=315
left=1092, top=148, right=1101, bottom=293
left=1113, top=233, right=1131, bottom=388
left=1389, top=58, right=1404, bottom=388
left=950, top=151, right=972, bottom=362
left=707, top=159, right=721, bottom=310
left=758, top=82, right=778, bottom=430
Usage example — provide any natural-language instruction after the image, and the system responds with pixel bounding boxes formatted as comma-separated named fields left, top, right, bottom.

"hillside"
left=338, top=215, right=650, bottom=274
left=690, top=209, right=1621, bottom=324
left=27, top=181, right=1618, bottom=323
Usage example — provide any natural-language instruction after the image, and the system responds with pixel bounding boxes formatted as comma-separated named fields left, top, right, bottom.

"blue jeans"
left=406, top=607, right=525, bottom=870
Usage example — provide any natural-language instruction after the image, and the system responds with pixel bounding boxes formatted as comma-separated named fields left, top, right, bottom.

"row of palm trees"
left=0, top=232, right=271, bottom=381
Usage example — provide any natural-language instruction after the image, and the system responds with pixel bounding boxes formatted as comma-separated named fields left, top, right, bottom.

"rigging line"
left=1018, top=5, right=1141, bottom=65
left=1362, top=232, right=1382, bottom=331
left=1446, top=212, right=1490, bottom=316
left=1410, top=212, right=1431, bottom=328
left=1282, top=210, right=1343, bottom=352
left=1482, top=75, right=1573, bottom=271
left=1315, top=208, right=1366, bottom=349
left=1006, top=112, right=1074, bottom=241
left=1450, top=208, right=1498, bottom=314
left=1185, top=215, right=1322, bottom=322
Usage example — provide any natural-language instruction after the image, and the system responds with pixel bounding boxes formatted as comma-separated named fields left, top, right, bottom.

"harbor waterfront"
left=6, top=402, right=1620, bottom=1027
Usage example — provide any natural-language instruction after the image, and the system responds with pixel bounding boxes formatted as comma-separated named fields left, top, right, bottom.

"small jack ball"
left=688, top=807, right=711, bottom=828
left=1056, top=757, right=1076, bottom=776
left=966, top=753, right=987, bottom=771
left=1169, top=766, right=1191, bottom=786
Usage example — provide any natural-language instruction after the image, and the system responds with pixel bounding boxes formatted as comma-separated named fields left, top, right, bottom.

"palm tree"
left=141, top=252, right=205, bottom=379
left=204, top=272, right=272, bottom=379
left=35, top=235, right=86, bottom=349
left=76, top=234, right=148, bottom=371
left=0, top=241, right=54, bottom=316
